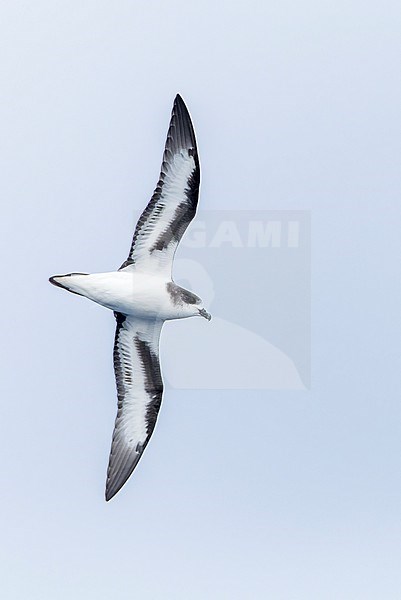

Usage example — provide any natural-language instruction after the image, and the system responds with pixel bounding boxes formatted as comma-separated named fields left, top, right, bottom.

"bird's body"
left=50, top=271, right=203, bottom=320
left=49, top=95, right=210, bottom=500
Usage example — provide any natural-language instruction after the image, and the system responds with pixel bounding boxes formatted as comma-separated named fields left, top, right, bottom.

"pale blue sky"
left=1, top=1, right=400, bottom=598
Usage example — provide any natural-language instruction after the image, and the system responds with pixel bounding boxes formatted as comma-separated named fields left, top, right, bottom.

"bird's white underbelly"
left=66, top=272, right=178, bottom=319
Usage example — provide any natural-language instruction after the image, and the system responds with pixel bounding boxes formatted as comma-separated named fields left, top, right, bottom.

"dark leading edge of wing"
left=119, top=94, right=200, bottom=272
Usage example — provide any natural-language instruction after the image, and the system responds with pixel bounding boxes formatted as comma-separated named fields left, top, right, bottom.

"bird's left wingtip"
left=105, top=483, right=118, bottom=502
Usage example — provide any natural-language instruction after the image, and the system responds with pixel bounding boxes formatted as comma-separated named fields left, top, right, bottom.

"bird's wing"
left=119, top=94, right=200, bottom=277
left=106, top=313, right=164, bottom=501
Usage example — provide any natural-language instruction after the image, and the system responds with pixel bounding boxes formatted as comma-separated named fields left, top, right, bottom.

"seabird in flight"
left=50, top=95, right=211, bottom=501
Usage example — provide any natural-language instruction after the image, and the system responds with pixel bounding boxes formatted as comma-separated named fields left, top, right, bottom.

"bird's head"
left=197, top=307, right=212, bottom=321
left=180, top=296, right=211, bottom=321
left=167, top=282, right=211, bottom=321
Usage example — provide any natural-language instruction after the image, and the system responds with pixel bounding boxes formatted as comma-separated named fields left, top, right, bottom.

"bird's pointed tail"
left=49, top=273, right=89, bottom=296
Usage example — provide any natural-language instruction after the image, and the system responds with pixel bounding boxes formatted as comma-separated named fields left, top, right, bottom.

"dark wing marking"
left=106, top=313, right=163, bottom=501
left=120, top=94, right=200, bottom=276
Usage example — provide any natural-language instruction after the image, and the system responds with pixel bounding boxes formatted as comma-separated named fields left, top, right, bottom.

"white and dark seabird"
left=50, top=95, right=211, bottom=501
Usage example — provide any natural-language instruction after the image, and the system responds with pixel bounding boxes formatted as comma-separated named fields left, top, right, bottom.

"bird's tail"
left=49, top=273, right=89, bottom=296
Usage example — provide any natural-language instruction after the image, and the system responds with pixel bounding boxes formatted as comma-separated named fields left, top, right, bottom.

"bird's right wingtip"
left=173, top=93, right=189, bottom=113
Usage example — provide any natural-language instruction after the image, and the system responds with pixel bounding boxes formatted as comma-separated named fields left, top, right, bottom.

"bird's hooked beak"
left=198, top=308, right=212, bottom=321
